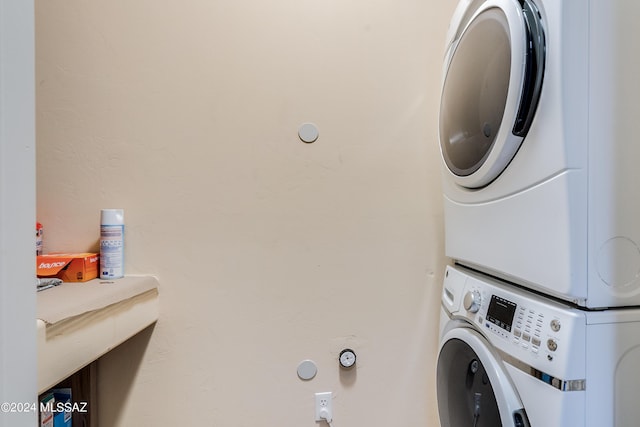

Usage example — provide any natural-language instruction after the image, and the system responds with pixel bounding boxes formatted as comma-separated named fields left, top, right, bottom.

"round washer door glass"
left=437, top=327, right=531, bottom=427
left=437, top=338, right=503, bottom=427
left=440, top=7, right=511, bottom=179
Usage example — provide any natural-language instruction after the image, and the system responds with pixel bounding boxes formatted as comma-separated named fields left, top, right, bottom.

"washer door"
left=437, top=325, right=530, bottom=427
left=439, top=0, right=545, bottom=189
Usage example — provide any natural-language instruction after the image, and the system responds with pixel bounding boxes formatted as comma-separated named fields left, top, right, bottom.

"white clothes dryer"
left=437, top=265, right=640, bottom=427
left=439, top=0, right=640, bottom=308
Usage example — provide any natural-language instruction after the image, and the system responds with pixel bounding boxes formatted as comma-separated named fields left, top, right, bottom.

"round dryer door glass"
left=439, top=8, right=511, bottom=179
left=439, top=0, right=545, bottom=188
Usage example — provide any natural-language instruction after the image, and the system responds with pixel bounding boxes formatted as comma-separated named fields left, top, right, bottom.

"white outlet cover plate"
left=315, top=391, right=332, bottom=422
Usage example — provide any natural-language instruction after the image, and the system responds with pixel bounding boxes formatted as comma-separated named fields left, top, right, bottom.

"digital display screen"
left=486, top=295, right=517, bottom=332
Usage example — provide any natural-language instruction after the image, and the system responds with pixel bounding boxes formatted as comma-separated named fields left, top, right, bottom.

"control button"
left=522, top=333, right=531, bottom=342
left=514, top=329, right=522, bottom=338
left=532, top=337, right=541, bottom=347
left=532, top=347, right=539, bottom=354
left=521, top=342, right=529, bottom=350
left=547, top=339, right=558, bottom=352
left=550, top=319, right=561, bottom=332
left=463, top=290, right=481, bottom=313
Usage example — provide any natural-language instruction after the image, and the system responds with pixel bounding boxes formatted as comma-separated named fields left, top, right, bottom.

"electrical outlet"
left=315, top=391, right=333, bottom=422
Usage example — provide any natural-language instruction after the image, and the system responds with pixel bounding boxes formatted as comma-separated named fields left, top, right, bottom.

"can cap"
left=101, top=209, right=124, bottom=225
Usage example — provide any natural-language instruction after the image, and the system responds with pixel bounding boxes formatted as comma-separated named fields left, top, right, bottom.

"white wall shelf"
left=36, top=275, right=159, bottom=393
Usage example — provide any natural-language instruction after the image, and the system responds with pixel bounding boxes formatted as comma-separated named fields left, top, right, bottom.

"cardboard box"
left=37, top=253, right=99, bottom=282
left=52, top=388, right=72, bottom=427
left=40, top=393, right=54, bottom=427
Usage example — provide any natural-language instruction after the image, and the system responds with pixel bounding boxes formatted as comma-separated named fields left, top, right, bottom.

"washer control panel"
left=442, top=265, right=586, bottom=378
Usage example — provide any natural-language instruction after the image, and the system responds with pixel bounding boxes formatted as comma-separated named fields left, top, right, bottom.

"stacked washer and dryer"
left=435, top=1, right=640, bottom=426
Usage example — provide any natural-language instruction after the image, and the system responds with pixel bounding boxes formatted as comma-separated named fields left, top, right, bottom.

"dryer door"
left=439, top=0, right=545, bottom=189
left=437, top=325, right=530, bottom=427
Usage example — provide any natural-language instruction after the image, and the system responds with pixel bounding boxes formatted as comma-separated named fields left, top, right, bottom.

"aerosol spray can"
left=36, top=221, right=44, bottom=255
left=100, top=209, right=124, bottom=279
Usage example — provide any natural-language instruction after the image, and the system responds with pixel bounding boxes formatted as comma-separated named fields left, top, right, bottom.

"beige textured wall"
left=36, top=0, right=454, bottom=425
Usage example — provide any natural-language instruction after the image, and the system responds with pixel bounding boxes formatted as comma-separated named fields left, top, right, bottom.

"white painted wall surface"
left=0, top=0, right=37, bottom=426
left=35, top=0, right=454, bottom=425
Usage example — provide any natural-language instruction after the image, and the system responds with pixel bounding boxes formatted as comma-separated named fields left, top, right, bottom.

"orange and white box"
left=37, top=253, right=99, bottom=282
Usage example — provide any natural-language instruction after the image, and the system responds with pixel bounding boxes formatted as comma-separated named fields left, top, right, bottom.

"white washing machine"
left=439, top=0, right=640, bottom=308
left=437, top=265, right=640, bottom=427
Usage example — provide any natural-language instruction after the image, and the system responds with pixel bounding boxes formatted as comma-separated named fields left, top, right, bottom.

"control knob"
left=463, top=290, right=482, bottom=313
